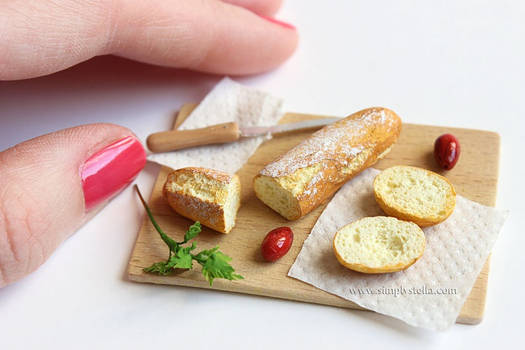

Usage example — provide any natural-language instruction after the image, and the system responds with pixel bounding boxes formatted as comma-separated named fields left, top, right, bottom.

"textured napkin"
left=147, top=77, right=283, bottom=173
left=288, top=168, right=507, bottom=331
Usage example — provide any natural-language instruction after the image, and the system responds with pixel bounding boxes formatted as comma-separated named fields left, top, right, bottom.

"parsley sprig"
left=135, top=185, right=243, bottom=286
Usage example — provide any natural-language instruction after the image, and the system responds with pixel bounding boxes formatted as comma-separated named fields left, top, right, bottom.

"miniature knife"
left=146, top=118, right=341, bottom=153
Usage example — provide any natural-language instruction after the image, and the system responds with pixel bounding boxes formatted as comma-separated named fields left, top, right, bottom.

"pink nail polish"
left=259, top=15, right=296, bottom=30
left=81, top=136, right=146, bottom=211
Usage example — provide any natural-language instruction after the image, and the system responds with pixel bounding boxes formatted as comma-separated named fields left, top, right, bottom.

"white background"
left=1, top=1, right=524, bottom=348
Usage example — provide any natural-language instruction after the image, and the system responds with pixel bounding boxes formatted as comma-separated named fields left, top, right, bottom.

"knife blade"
left=147, top=117, right=341, bottom=153
left=238, top=117, right=341, bottom=137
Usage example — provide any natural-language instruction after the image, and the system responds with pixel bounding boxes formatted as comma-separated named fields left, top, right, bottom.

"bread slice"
left=373, top=165, right=456, bottom=227
left=254, top=107, right=402, bottom=220
left=333, top=216, right=426, bottom=273
left=163, top=167, right=241, bottom=233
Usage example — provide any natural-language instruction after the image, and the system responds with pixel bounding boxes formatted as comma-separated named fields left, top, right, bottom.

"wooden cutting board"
left=128, top=104, right=500, bottom=325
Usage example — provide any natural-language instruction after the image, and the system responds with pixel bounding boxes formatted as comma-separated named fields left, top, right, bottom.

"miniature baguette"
left=254, top=107, right=402, bottom=220
left=163, top=167, right=241, bottom=233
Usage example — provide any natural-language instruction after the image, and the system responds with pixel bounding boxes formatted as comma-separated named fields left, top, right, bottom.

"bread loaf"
left=254, top=107, right=402, bottom=220
left=333, top=216, right=426, bottom=273
left=373, top=165, right=456, bottom=227
left=163, top=167, right=241, bottom=233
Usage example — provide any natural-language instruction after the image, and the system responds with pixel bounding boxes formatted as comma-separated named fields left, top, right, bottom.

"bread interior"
left=374, top=166, right=454, bottom=218
left=254, top=176, right=300, bottom=220
left=334, top=216, right=425, bottom=269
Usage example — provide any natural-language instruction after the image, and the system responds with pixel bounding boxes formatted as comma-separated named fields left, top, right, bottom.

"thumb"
left=0, top=124, right=146, bottom=287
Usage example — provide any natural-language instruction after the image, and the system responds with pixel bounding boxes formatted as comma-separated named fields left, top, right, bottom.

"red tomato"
left=261, top=227, right=294, bottom=262
left=434, top=133, right=461, bottom=170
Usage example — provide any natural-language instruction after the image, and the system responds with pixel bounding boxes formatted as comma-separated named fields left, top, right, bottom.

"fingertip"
left=0, top=123, right=145, bottom=287
left=191, top=7, right=299, bottom=75
left=110, top=0, right=299, bottom=76
left=81, top=134, right=146, bottom=211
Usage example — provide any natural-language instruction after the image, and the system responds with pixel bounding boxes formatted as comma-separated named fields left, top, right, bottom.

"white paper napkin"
left=147, top=77, right=283, bottom=173
left=288, top=168, right=508, bottom=331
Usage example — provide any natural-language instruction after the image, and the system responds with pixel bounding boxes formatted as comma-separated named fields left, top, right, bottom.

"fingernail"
left=81, top=136, right=146, bottom=211
left=259, top=15, right=296, bottom=30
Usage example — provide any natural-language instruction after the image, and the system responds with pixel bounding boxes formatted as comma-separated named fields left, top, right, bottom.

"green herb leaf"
left=183, top=221, right=202, bottom=243
left=169, top=246, right=193, bottom=269
left=135, top=185, right=243, bottom=285
left=144, top=261, right=172, bottom=275
left=196, top=247, right=244, bottom=286
left=193, top=246, right=220, bottom=263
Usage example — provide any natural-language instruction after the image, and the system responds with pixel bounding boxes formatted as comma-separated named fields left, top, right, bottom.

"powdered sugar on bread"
left=260, top=108, right=397, bottom=178
left=254, top=107, right=402, bottom=220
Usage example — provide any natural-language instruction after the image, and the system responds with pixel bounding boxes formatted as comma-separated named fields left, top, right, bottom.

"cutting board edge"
left=126, top=267, right=481, bottom=325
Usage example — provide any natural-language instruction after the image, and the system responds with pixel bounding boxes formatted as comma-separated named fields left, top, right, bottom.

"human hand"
left=0, top=0, right=297, bottom=80
left=0, top=0, right=297, bottom=287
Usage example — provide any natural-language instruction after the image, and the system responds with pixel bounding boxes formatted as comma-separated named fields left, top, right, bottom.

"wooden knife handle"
left=146, top=122, right=241, bottom=153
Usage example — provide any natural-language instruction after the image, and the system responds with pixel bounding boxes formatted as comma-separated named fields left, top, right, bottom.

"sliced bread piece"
left=163, top=167, right=241, bottom=233
left=333, top=216, right=426, bottom=273
left=373, top=165, right=456, bottom=227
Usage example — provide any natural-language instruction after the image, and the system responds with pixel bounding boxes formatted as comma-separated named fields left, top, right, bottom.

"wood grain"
left=129, top=104, right=500, bottom=325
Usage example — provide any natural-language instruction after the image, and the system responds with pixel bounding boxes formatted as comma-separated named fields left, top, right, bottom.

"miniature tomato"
left=434, top=133, right=460, bottom=170
left=261, top=227, right=294, bottom=262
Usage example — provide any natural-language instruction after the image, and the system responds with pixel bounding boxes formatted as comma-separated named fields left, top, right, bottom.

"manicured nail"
left=259, top=15, right=296, bottom=30
left=81, top=136, right=146, bottom=211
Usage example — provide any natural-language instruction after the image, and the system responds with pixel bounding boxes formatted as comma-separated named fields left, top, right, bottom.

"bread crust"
left=254, top=107, right=402, bottom=220
left=373, top=166, right=456, bottom=227
left=332, top=217, right=426, bottom=274
left=333, top=241, right=424, bottom=273
left=163, top=167, right=240, bottom=234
